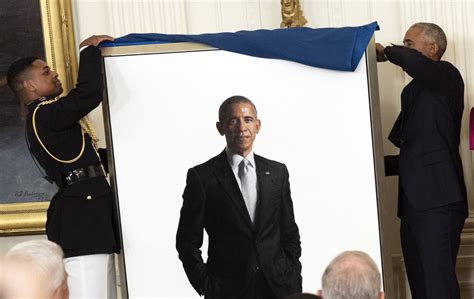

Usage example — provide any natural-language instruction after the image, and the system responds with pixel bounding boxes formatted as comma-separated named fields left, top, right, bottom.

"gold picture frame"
left=0, top=0, right=77, bottom=235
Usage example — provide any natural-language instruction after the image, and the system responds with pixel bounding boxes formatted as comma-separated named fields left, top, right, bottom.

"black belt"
left=62, top=165, right=105, bottom=186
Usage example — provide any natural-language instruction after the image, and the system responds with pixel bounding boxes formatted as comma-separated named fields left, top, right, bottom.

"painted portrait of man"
left=0, top=1, right=57, bottom=204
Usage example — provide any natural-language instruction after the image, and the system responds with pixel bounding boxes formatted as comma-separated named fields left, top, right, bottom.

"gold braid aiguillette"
left=32, top=97, right=99, bottom=163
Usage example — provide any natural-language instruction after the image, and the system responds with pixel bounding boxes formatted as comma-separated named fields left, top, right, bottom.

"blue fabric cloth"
left=101, top=22, right=379, bottom=72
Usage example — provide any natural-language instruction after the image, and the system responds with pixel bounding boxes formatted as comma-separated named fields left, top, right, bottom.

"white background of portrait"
left=103, top=48, right=381, bottom=298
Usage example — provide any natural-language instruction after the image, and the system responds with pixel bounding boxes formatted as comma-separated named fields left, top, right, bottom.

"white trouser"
left=64, top=254, right=117, bottom=299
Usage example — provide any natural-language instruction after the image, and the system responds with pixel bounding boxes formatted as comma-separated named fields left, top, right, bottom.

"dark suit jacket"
left=384, top=45, right=467, bottom=216
left=25, top=46, right=119, bottom=257
left=176, top=151, right=302, bottom=299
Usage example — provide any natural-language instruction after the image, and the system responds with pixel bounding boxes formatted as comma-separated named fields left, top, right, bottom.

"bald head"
left=321, top=251, right=383, bottom=299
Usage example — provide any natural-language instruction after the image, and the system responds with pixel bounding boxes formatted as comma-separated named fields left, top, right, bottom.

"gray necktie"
left=238, top=158, right=257, bottom=223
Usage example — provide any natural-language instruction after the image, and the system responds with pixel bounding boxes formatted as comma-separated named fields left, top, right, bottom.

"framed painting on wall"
left=0, top=0, right=77, bottom=235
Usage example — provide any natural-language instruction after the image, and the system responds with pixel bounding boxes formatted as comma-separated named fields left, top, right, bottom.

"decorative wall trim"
left=214, top=0, right=223, bottom=32
left=0, top=202, right=49, bottom=235
left=107, top=0, right=188, bottom=36
left=327, top=0, right=345, bottom=27
left=391, top=254, right=408, bottom=299
left=243, top=0, right=261, bottom=29
left=461, top=216, right=474, bottom=245
left=41, top=0, right=77, bottom=90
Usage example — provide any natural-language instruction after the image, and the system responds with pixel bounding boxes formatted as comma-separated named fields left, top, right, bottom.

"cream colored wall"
left=0, top=235, right=46, bottom=255
left=65, top=1, right=473, bottom=298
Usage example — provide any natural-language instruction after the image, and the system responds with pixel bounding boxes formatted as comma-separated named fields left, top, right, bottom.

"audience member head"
left=404, top=22, right=447, bottom=61
left=2, top=239, right=68, bottom=299
left=319, top=250, right=383, bottom=299
left=6, top=57, right=63, bottom=104
left=216, top=95, right=261, bottom=157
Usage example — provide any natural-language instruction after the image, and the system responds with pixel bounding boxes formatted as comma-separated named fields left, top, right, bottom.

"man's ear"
left=379, top=291, right=384, bottom=299
left=23, top=79, right=35, bottom=92
left=52, top=279, right=69, bottom=299
left=430, top=43, right=439, bottom=60
left=216, top=121, right=224, bottom=136
left=255, top=119, right=261, bottom=134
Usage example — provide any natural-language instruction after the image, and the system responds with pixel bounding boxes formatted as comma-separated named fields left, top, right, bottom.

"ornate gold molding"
left=40, top=0, right=78, bottom=91
left=0, top=0, right=76, bottom=236
left=0, top=202, right=49, bottom=235
left=280, top=0, right=307, bottom=28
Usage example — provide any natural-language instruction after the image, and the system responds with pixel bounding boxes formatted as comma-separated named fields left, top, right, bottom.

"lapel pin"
left=265, top=171, right=270, bottom=175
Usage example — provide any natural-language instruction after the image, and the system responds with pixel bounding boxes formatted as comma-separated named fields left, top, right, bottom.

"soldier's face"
left=217, top=103, right=261, bottom=157
left=27, top=60, right=63, bottom=98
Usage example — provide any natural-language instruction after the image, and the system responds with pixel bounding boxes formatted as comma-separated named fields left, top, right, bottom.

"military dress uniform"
left=25, top=46, right=120, bottom=298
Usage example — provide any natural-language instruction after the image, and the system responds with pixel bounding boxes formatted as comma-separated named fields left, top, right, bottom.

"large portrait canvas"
left=101, top=40, right=385, bottom=297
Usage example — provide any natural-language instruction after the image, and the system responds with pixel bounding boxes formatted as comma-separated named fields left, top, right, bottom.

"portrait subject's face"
left=27, top=59, right=63, bottom=98
left=217, top=102, right=260, bottom=157
left=403, top=26, right=438, bottom=60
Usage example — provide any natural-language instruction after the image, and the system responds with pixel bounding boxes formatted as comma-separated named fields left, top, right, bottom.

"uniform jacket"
left=176, top=150, right=302, bottom=299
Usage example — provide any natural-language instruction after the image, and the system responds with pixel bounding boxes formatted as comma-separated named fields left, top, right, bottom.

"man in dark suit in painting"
left=177, top=95, right=302, bottom=299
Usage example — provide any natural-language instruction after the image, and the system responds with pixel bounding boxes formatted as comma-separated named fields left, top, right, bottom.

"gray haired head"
left=6, top=239, right=67, bottom=297
left=321, top=251, right=382, bottom=299
left=410, top=22, right=447, bottom=59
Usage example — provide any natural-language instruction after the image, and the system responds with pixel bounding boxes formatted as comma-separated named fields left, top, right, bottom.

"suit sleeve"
left=176, top=168, right=207, bottom=296
left=384, top=45, right=463, bottom=95
left=279, top=165, right=302, bottom=265
left=37, top=46, right=104, bottom=130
